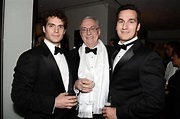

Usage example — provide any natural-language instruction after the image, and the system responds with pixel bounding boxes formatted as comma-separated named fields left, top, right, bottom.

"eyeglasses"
left=80, top=26, right=99, bottom=34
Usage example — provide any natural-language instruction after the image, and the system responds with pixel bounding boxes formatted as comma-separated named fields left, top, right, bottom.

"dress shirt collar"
left=118, top=36, right=138, bottom=45
left=44, top=39, right=61, bottom=55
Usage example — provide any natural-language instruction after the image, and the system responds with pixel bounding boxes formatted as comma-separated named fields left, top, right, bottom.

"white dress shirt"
left=113, top=36, right=138, bottom=70
left=164, top=61, right=178, bottom=84
left=44, top=39, right=69, bottom=92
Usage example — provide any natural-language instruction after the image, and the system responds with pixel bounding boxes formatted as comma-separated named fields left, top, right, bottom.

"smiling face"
left=80, top=18, right=100, bottom=48
left=43, top=16, right=66, bottom=46
left=116, top=9, right=140, bottom=43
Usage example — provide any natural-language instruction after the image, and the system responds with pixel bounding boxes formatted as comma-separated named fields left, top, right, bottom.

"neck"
left=120, top=36, right=138, bottom=44
left=86, top=42, right=98, bottom=49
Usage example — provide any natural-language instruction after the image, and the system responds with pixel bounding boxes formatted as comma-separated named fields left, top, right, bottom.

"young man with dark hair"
left=102, top=4, right=165, bottom=119
left=11, top=10, right=77, bottom=119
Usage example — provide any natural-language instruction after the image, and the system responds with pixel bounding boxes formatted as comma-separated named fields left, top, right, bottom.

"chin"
left=120, top=39, right=131, bottom=42
left=120, top=36, right=133, bottom=41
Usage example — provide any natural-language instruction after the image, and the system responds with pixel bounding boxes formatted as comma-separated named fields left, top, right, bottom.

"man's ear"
left=42, top=26, right=46, bottom=33
left=137, top=23, right=140, bottom=31
left=63, top=29, right=66, bottom=34
left=97, top=28, right=101, bottom=36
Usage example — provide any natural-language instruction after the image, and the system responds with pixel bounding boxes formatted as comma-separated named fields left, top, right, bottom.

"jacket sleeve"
left=11, top=51, right=55, bottom=115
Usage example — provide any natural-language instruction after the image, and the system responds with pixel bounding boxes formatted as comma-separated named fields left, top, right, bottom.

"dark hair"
left=116, top=4, right=141, bottom=24
left=172, top=42, right=180, bottom=58
left=42, top=9, right=67, bottom=29
left=166, top=41, right=179, bottom=49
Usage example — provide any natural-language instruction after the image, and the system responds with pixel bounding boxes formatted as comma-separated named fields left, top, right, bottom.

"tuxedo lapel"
left=111, top=50, right=118, bottom=67
left=63, top=52, right=74, bottom=91
left=113, top=48, right=134, bottom=76
left=41, top=42, right=65, bottom=92
left=112, top=40, right=142, bottom=77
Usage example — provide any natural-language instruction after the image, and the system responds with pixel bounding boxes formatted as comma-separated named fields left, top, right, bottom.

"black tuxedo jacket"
left=110, top=39, right=165, bottom=119
left=166, top=69, right=180, bottom=118
left=11, top=42, right=76, bottom=119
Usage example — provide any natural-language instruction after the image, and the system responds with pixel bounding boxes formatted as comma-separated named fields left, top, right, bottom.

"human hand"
left=74, top=78, right=95, bottom=93
left=55, top=92, right=77, bottom=109
left=102, top=107, right=117, bottom=119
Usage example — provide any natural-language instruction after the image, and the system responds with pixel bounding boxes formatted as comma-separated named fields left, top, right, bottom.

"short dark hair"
left=116, top=4, right=141, bottom=24
left=42, top=9, right=67, bottom=29
left=172, top=42, right=180, bottom=58
left=166, top=41, right=179, bottom=49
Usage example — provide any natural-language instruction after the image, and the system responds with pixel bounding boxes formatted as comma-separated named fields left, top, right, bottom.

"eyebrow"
left=47, top=23, right=64, bottom=26
left=81, top=25, right=96, bottom=28
left=47, top=23, right=55, bottom=25
left=118, top=18, right=136, bottom=21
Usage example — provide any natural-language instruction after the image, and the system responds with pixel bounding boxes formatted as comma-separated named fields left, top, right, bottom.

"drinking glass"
left=85, top=72, right=94, bottom=105
left=105, top=96, right=111, bottom=107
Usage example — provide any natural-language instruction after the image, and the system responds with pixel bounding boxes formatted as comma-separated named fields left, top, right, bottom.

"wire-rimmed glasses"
left=80, top=26, right=99, bottom=34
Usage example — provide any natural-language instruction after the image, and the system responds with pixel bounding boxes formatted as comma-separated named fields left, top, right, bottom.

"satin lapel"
left=112, top=39, right=142, bottom=78
left=63, top=52, right=73, bottom=91
left=110, top=50, right=119, bottom=75
left=41, top=42, right=65, bottom=92
left=113, top=47, right=134, bottom=77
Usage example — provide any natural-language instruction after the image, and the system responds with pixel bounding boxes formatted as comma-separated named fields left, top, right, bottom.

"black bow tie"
left=116, top=40, right=137, bottom=51
left=54, top=46, right=64, bottom=55
left=117, top=44, right=127, bottom=50
left=85, top=47, right=97, bottom=55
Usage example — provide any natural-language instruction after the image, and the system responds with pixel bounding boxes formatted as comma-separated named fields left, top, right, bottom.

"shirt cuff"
left=52, top=100, right=56, bottom=114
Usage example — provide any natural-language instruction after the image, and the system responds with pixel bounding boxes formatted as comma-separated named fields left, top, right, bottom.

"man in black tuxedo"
left=102, top=4, right=165, bottom=119
left=11, top=10, right=77, bottom=119
left=166, top=43, right=180, bottom=119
